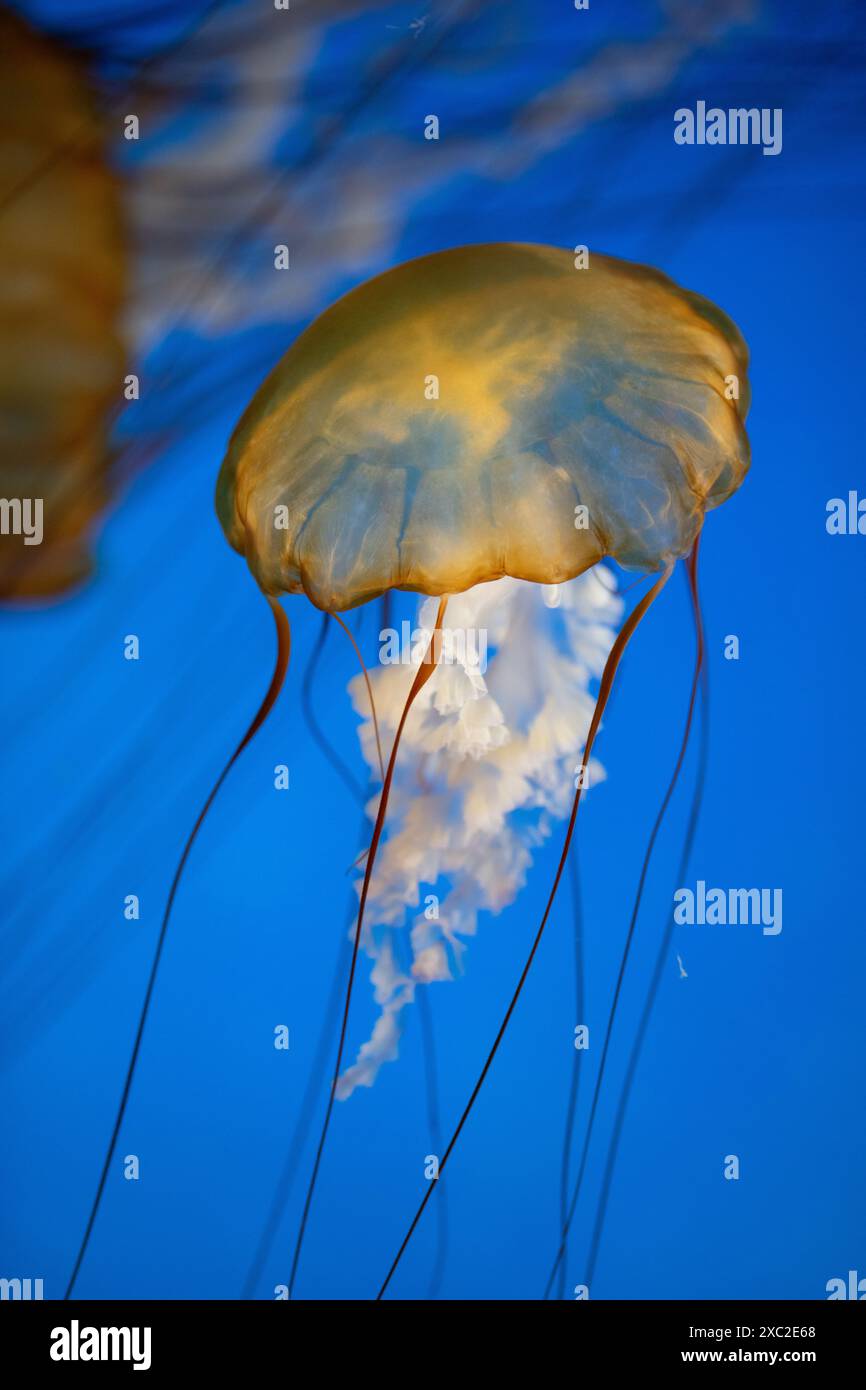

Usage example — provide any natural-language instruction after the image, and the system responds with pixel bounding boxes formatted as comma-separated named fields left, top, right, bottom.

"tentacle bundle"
left=338, top=568, right=623, bottom=1097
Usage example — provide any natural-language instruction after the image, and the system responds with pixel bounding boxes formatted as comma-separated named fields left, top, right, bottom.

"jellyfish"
left=64, top=241, right=749, bottom=1298
left=0, top=8, right=125, bottom=599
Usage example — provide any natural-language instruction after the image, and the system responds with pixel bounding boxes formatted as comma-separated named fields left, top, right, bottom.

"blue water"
left=2, top=0, right=864, bottom=1300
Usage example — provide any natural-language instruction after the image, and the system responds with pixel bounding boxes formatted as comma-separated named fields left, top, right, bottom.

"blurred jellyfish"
left=66, top=241, right=749, bottom=1297
left=0, top=7, right=125, bottom=598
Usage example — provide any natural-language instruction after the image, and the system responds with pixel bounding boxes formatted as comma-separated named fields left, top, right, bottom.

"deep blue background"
left=2, top=0, right=864, bottom=1299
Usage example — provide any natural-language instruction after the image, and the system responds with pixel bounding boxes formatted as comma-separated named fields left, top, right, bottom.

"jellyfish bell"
left=215, top=242, right=749, bottom=611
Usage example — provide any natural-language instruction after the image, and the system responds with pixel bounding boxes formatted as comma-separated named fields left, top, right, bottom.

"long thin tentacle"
left=288, top=597, right=449, bottom=1298
left=583, top=543, right=708, bottom=1289
left=556, top=849, right=585, bottom=1301
left=301, top=614, right=365, bottom=801
left=64, top=595, right=290, bottom=1299
left=331, top=610, right=385, bottom=783
left=543, top=540, right=703, bottom=1299
left=377, top=564, right=674, bottom=1300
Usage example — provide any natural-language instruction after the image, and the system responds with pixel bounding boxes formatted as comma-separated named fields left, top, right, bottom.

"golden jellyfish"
left=66, top=243, right=749, bottom=1299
